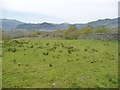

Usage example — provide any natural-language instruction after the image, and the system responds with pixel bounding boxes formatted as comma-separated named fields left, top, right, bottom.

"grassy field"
left=2, top=39, right=118, bottom=88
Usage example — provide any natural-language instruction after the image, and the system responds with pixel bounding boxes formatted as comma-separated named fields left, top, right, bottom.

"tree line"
left=2, top=25, right=117, bottom=40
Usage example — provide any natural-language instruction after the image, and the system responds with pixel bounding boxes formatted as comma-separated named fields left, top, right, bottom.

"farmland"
left=2, top=39, right=118, bottom=88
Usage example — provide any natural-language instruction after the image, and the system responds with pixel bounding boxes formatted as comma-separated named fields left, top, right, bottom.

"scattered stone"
left=52, top=83, right=58, bottom=88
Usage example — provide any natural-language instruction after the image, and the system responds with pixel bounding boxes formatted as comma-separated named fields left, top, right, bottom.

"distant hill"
left=0, top=19, right=23, bottom=31
left=16, top=22, right=71, bottom=31
left=87, top=18, right=118, bottom=28
left=16, top=18, right=119, bottom=31
left=1, top=18, right=118, bottom=31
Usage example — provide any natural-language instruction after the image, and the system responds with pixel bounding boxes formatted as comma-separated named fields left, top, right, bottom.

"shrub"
left=43, top=52, right=49, bottom=55
left=8, top=47, right=17, bottom=53
left=49, top=64, right=52, bottom=67
left=30, top=45, right=33, bottom=48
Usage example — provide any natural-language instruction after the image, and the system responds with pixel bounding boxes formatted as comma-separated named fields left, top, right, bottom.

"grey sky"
left=0, top=0, right=119, bottom=24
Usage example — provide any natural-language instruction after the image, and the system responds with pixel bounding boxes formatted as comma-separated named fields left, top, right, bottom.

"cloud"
left=2, top=10, right=68, bottom=23
left=1, top=0, right=119, bottom=23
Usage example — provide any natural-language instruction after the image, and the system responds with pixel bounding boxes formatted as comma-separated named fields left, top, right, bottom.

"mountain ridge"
left=0, top=18, right=118, bottom=31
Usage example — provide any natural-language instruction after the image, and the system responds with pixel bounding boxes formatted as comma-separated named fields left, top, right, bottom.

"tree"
left=95, top=26, right=109, bottom=33
left=79, top=25, right=94, bottom=34
left=64, top=25, right=78, bottom=39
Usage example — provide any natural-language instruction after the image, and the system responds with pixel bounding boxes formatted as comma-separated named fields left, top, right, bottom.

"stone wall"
left=78, top=33, right=120, bottom=41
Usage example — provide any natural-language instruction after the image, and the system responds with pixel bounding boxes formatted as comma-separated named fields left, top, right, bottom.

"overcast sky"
left=0, top=0, right=119, bottom=24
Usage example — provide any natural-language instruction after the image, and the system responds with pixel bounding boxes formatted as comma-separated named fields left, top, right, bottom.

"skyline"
left=1, top=17, right=118, bottom=25
left=0, top=0, right=119, bottom=24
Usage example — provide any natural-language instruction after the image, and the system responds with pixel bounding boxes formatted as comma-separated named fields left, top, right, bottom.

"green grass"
left=2, top=39, right=119, bottom=88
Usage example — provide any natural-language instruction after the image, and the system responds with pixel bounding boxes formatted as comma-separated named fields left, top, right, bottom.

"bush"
left=8, top=47, right=17, bottom=53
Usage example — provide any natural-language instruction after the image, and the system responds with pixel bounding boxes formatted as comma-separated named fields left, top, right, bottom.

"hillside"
left=0, top=19, right=23, bottom=31
left=87, top=18, right=118, bottom=28
left=1, top=18, right=118, bottom=31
